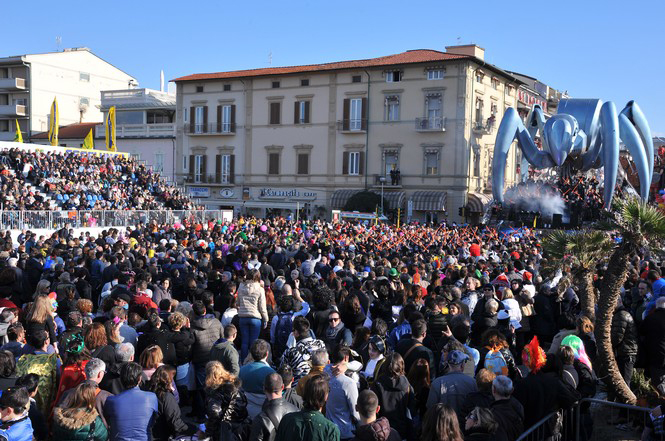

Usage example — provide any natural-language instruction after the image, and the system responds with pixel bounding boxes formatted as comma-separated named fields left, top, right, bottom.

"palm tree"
left=595, top=197, right=665, bottom=404
left=542, top=230, right=612, bottom=321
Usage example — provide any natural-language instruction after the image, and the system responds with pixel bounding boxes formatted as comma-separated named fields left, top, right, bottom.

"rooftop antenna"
left=56, top=36, right=62, bottom=51
left=268, top=51, right=272, bottom=66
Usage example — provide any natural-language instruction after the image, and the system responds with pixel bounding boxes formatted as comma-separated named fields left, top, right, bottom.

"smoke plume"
left=502, top=181, right=566, bottom=218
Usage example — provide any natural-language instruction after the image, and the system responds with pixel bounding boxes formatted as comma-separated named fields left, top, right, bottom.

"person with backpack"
left=271, top=296, right=296, bottom=360
left=477, top=329, right=519, bottom=379
left=395, top=319, right=436, bottom=380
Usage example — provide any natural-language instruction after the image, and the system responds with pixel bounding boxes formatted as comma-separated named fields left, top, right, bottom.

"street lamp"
left=379, top=176, right=386, bottom=216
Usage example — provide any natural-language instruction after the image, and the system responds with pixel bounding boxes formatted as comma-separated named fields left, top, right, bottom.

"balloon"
left=259, top=225, right=268, bottom=232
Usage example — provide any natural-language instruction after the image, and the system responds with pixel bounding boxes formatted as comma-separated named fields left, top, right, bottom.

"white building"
left=174, top=45, right=523, bottom=223
left=97, top=88, right=176, bottom=181
left=0, top=48, right=136, bottom=142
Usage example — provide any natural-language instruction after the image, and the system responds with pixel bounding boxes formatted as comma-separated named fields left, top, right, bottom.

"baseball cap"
left=389, top=268, right=399, bottom=278
left=447, top=350, right=469, bottom=365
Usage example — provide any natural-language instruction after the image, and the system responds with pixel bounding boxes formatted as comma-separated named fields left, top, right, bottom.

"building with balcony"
left=97, top=88, right=176, bottom=180
left=174, top=45, right=523, bottom=222
left=0, top=48, right=136, bottom=143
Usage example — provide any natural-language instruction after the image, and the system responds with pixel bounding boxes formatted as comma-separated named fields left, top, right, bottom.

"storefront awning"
left=330, top=189, right=362, bottom=209
left=467, top=192, right=493, bottom=213
left=371, top=191, right=405, bottom=211
left=410, top=191, right=447, bottom=212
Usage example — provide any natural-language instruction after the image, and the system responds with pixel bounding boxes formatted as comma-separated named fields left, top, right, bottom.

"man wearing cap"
left=426, top=350, right=477, bottom=416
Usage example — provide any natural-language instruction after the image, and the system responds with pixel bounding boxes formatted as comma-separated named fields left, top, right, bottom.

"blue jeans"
left=239, top=317, right=262, bottom=361
left=176, top=362, right=195, bottom=390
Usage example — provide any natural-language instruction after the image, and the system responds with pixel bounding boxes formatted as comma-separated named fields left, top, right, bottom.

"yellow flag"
left=13, top=119, right=23, bottom=143
left=105, top=106, right=116, bottom=151
left=533, top=215, right=538, bottom=229
left=83, top=129, right=94, bottom=150
left=48, top=97, right=59, bottom=146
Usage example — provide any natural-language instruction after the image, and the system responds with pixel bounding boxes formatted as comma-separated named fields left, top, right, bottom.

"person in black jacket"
left=459, top=369, right=496, bottom=428
left=531, top=286, right=558, bottom=345
left=490, top=376, right=524, bottom=441
left=136, top=312, right=176, bottom=367
left=611, top=298, right=638, bottom=386
left=249, top=372, right=298, bottom=441
left=371, top=353, right=416, bottom=441
left=167, top=312, right=195, bottom=400
left=147, top=365, right=195, bottom=441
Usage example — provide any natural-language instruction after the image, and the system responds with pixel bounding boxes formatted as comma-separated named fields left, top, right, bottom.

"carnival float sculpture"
left=491, top=99, right=654, bottom=208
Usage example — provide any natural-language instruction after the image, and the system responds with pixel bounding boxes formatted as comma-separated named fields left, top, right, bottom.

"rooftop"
left=174, top=49, right=504, bottom=82
left=31, top=122, right=100, bottom=140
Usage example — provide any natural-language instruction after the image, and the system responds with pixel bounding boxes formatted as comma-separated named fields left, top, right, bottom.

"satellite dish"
left=79, top=104, right=88, bottom=113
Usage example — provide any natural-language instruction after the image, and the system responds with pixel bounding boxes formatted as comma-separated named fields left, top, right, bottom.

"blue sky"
left=3, top=0, right=664, bottom=134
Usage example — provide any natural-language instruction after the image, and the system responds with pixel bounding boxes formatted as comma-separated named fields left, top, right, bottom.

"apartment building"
left=174, top=45, right=522, bottom=222
left=0, top=48, right=136, bottom=142
left=97, top=88, right=177, bottom=181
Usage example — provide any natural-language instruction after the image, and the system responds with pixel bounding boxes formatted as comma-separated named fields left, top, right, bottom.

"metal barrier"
left=516, top=407, right=576, bottom=441
left=0, top=210, right=223, bottom=230
left=575, top=398, right=664, bottom=441
left=517, top=398, right=664, bottom=441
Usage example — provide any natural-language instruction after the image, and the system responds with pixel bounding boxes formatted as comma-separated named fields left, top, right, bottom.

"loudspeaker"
left=552, top=214, right=563, bottom=229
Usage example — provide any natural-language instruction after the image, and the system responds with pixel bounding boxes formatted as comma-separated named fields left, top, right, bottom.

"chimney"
left=160, top=70, right=165, bottom=92
left=445, top=44, right=485, bottom=61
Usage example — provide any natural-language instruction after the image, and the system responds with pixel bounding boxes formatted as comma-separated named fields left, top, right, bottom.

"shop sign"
left=188, top=187, right=210, bottom=198
left=259, top=188, right=317, bottom=200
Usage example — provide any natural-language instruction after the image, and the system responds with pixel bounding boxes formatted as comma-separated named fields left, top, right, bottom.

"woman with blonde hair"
left=25, top=294, right=57, bottom=351
left=204, top=361, right=248, bottom=441
left=236, top=269, right=268, bottom=360
left=576, top=315, right=598, bottom=367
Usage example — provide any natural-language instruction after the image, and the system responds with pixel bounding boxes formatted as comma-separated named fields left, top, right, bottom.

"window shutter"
left=298, top=153, right=308, bottom=175
left=216, top=105, right=222, bottom=133
left=215, top=154, right=221, bottom=183
left=229, top=155, right=235, bottom=183
left=342, top=151, right=349, bottom=175
left=188, top=154, right=194, bottom=180
left=268, top=153, right=279, bottom=175
left=270, top=102, right=281, bottom=125
left=294, top=101, right=300, bottom=124
left=203, top=106, right=208, bottom=133
left=230, top=105, right=236, bottom=132
left=189, top=107, right=195, bottom=133
left=343, top=99, right=350, bottom=131
left=359, top=151, right=365, bottom=175
left=304, top=101, right=310, bottom=123
left=361, top=98, right=368, bottom=130
left=201, top=155, right=208, bottom=182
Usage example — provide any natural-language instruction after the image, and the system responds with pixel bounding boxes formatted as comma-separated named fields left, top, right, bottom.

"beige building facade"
left=174, top=45, right=521, bottom=222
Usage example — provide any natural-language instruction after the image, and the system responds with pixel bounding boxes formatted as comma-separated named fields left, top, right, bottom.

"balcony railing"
left=183, top=173, right=235, bottom=185
left=0, top=104, right=26, bottom=117
left=373, top=174, right=402, bottom=187
left=95, top=123, right=175, bottom=138
left=0, top=78, right=27, bottom=90
left=184, top=123, right=236, bottom=135
left=415, top=117, right=446, bottom=131
left=337, top=119, right=367, bottom=132
left=473, top=119, right=496, bottom=134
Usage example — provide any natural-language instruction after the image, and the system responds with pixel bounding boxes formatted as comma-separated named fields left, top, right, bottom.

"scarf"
left=325, top=322, right=345, bottom=341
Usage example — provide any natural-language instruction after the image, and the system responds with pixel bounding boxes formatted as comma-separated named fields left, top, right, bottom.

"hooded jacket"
left=190, top=315, right=224, bottom=364
left=52, top=407, right=108, bottom=441
left=352, top=417, right=402, bottom=441
left=371, top=375, right=415, bottom=439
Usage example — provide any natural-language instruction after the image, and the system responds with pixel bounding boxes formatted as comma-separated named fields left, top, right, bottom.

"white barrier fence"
left=0, top=210, right=223, bottom=230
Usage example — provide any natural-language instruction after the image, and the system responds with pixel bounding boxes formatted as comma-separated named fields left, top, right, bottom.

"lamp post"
left=379, top=176, right=386, bottom=216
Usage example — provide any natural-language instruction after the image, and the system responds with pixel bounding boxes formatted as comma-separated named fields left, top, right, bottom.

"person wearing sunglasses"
left=323, top=311, right=351, bottom=353
left=464, top=407, right=499, bottom=440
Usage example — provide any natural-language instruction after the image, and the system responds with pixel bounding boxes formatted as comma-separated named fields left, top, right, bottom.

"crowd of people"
left=0, top=216, right=662, bottom=441
left=0, top=148, right=197, bottom=211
